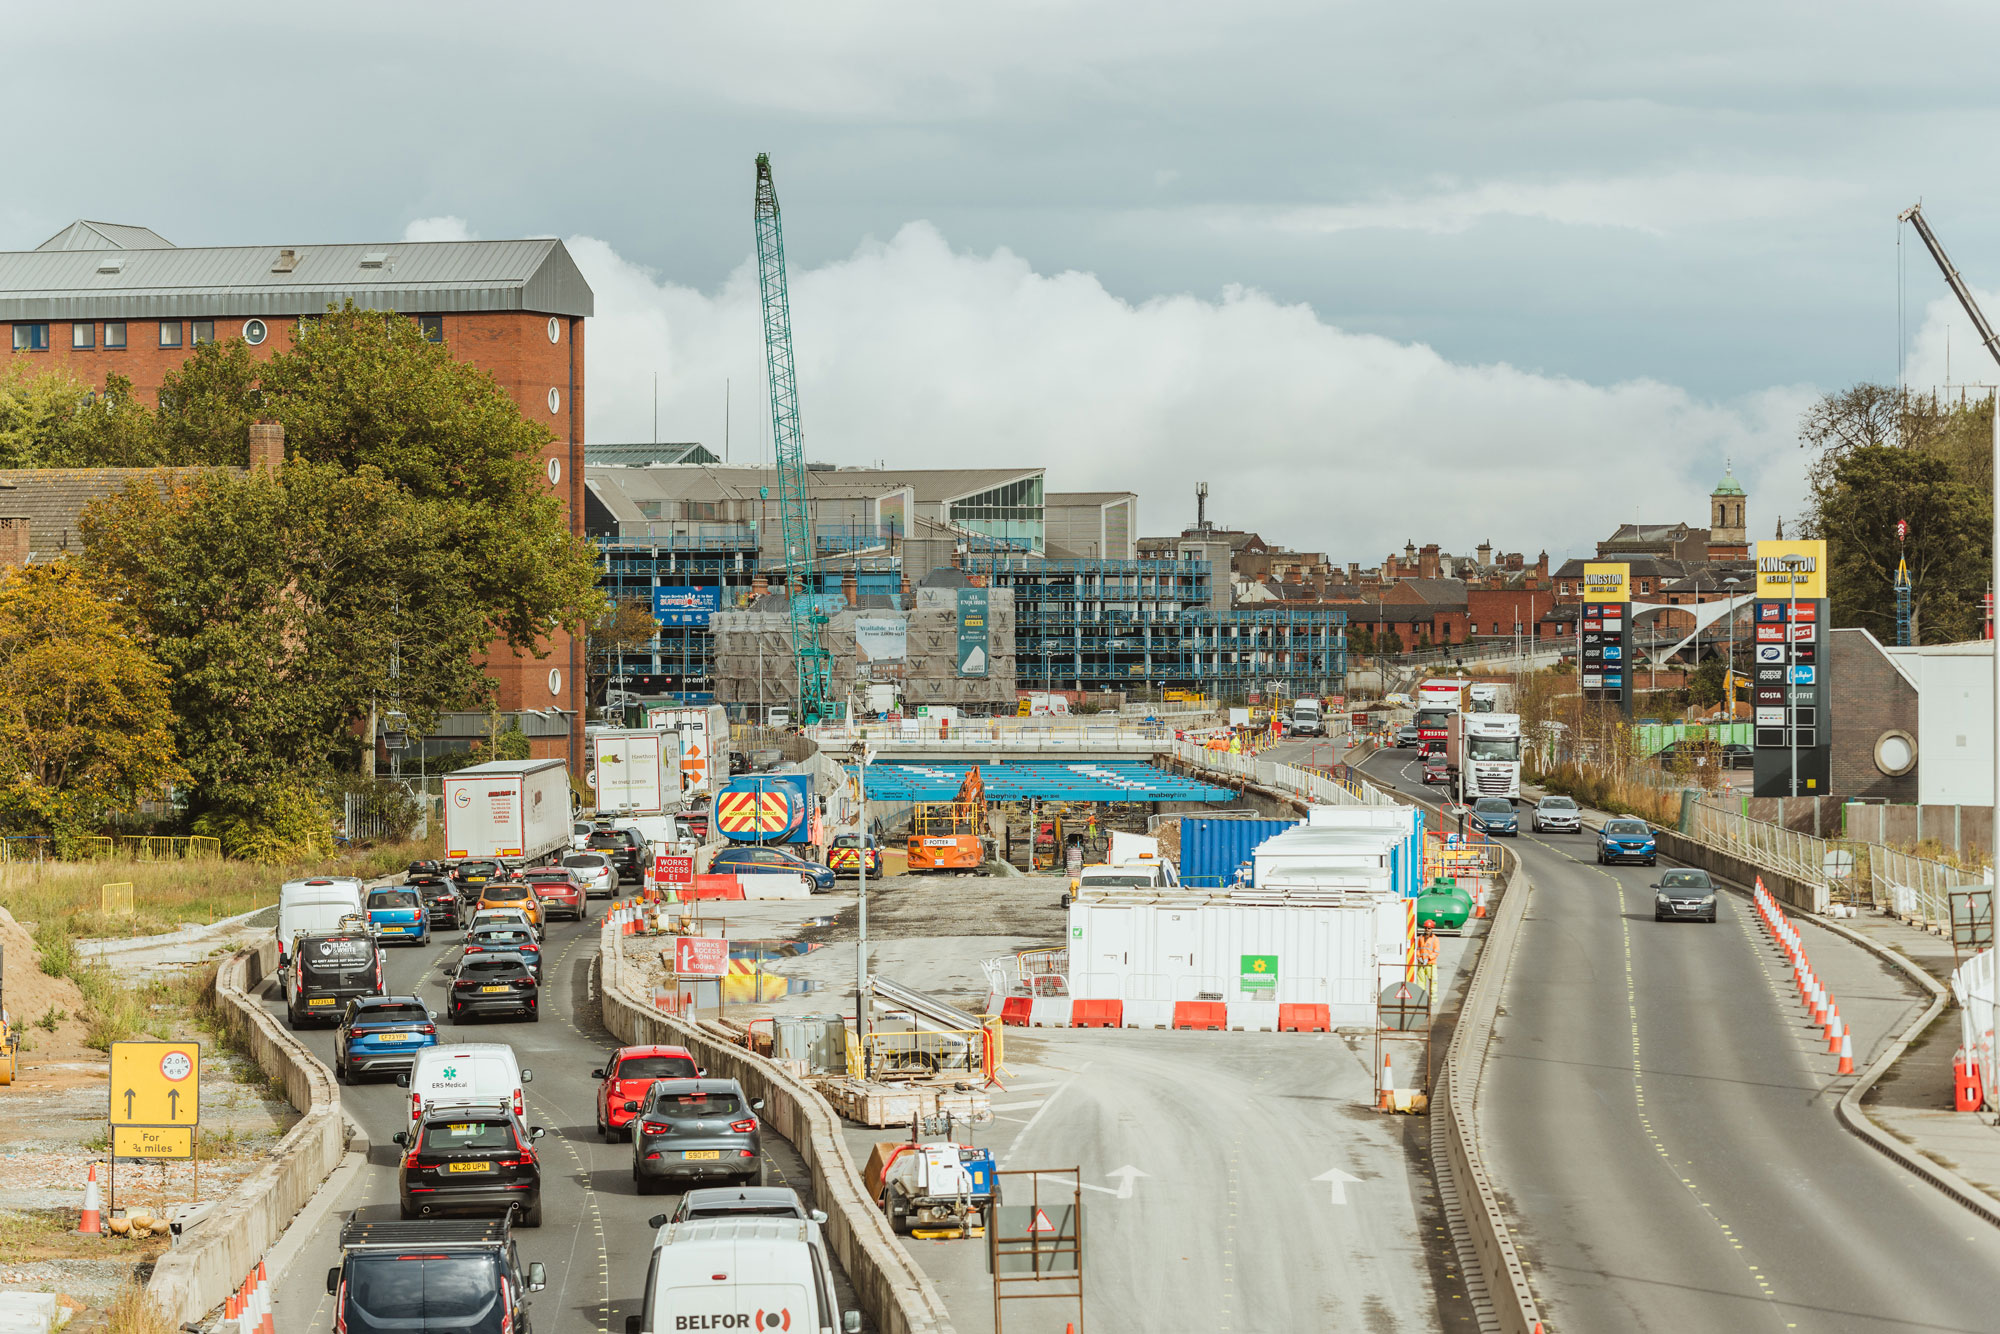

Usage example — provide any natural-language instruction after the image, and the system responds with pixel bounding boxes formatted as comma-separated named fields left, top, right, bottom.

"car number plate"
left=447, top=1161, right=493, bottom=1173
left=682, top=1150, right=721, bottom=1160
left=308, top=997, right=335, bottom=1006
left=480, top=985, right=511, bottom=993
left=375, top=1033, right=412, bottom=1043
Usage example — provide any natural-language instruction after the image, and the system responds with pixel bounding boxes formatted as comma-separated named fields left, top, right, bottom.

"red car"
left=1422, top=759, right=1450, bottom=786
left=593, top=1045, right=704, bottom=1141
left=523, top=869, right=587, bottom=922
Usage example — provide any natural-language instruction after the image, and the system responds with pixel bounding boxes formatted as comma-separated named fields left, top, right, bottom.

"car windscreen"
left=471, top=932, right=535, bottom=951
left=355, top=1002, right=428, bottom=1025
left=686, top=1202, right=802, bottom=1219
left=299, top=938, right=375, bottom=975
left=616, top=1055, right=699, bottom=1080
left=461, top=958, right=528, bottom=977
left=457, top=862, right=498, bottom=876
left=832, top=835, right=865, bottom=848
left=1080, top=873, right=1157, bottom=887
left=343, top=1254, right=504, bottom=1334
left=1538, top=798, right=1576, bottom=810
left=1605, top=821, right=1650, bottom=835
left=370, top=889, right=420, bottom=909
left=1659, top=872, right=1711, bottom=889
left=1474, top=799, right=1512, bottom=813
left=562, top=854, right=608, bottom=869
left=648, top=1092, right=743, bottom=1118
left=422, top=1118, right=518, bottom=1152
left=1468, top=738, right=1520, bottom=762
left=481, top=884, right=530, bottom=901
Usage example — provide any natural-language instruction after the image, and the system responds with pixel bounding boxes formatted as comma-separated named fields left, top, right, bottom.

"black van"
left=330, top=1218, right=544, bottom=1334
left=284, top=932, right=384, bottom=1028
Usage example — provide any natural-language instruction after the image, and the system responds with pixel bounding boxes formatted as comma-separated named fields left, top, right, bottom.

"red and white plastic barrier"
left=996, top=994, right=1336, bottom=1033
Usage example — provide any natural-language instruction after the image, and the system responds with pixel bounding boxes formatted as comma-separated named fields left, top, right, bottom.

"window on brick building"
left=191, top=320, right=215, bottom=345
left=71, top=322, right=94, bottom=349
left=12, top=323, right=49, bottom=352
left=417, top=314, right=444, bottom=343
left=104, top=321, right=126, bottom=349
left=158, top=322, right=182, bottom=348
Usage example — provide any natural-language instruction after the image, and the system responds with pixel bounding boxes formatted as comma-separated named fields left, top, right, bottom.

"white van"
left=398, top=1043, right=533, bottom=1130
left=276, top=878, right=366, bottom=969
left=628, top=1217, right=858, bottom=1334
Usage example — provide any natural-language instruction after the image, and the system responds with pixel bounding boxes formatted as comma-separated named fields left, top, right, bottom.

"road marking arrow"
left=1104, top=1165, right=1149, bottom=1200
left=1314, top=1167, right=1363, bottom=1204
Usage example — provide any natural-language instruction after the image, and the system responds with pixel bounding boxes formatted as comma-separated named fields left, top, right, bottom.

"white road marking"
left=1313, top=1167, right=1363, bottom=1204
left=1025, top=1165, right=1149, bottom=1199
left=988, top=1100, right=1048, bottom=1111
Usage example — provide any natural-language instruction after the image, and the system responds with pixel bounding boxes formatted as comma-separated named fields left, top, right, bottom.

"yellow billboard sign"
left=109, top=1040, right=201, bottom=1126
left=113, top=1125, right=194, bottom=1159
left=1582, top=563, right=1630, bottom=603
left=1754, top=540, right=1827, bottom=600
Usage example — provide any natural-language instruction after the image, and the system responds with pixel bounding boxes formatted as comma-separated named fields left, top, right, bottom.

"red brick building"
left=3, top=219, right=594, bottom=770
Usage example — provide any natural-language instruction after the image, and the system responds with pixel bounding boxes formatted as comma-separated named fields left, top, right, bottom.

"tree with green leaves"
left=0, top=562, right=183, bottom=849
left=1811, top=443, right=1990, bottom=644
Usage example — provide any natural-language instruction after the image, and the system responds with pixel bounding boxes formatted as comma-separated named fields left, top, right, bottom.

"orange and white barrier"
left=227, top=1262, right=274, bottom=1334
left=77, top=1163, right=102, bottom=1234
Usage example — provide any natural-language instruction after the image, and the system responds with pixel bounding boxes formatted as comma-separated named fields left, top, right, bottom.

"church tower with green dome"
left=1708, top=467, right=1748, bottom=558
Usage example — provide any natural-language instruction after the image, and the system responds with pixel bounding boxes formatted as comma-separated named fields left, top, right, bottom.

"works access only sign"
left=110, top=1040, right=200, bottom=1126
left=674, top=936, right=729, bottom=977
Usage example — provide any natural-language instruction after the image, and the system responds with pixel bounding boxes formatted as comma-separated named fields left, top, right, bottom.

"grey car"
left=1532, top=795, right=1580, bottom=833
left=629, top=1078, right=766, bottom=1193
left=1653, top=868, right=1718, bottom=923
left=660, top=1185, right=826, bottom=1228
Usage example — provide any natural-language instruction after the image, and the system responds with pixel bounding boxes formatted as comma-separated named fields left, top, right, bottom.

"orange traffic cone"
left=258, top=1261, right=275, bottom=1334
left=1826, top=1010, right=1843, bottom=1054
left=1837, top=1030, right=1855, bottom=1075
left=1378, top=1052, right=1396, bottom=1111
left=77, top=1162, right=102, bottom=1234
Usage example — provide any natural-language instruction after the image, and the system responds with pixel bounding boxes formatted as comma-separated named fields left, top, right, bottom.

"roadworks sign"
left=110, top=1041, right=200, bottom=1126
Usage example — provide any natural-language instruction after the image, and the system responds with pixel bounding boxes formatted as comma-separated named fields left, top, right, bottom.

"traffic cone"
left=1826, top=1009, right=1843, bottom=1054
left=1838, top=1030, right=1855, bottom=1075
left=258, top=1261, right=275, bottom=1334
left=77, top=1163, right=102, bottom=1234
left=225, top=1291, right=239, bottom=1332
left=1379, top=1052, right=1396, bottom=1111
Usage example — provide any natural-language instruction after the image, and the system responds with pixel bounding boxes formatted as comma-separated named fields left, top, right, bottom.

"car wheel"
left=886, top=1182, right=912, bottom=1235
left=451, top=1006, right=465, bottom=1024
left=518, top=1197, right=543, bottom=1228
left=1654, top=913, right=1665, bottom=921
left=399, top=1199, right=417, bottom=1220
left=528, top=1007, right=541, bottom=1023
left=334, top=1056, right=347, bottom=1084
left=1646, top=858, right=1657, bottom=866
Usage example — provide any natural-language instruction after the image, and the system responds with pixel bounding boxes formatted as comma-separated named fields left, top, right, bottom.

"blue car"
left=365, top=884, right=429, bottom=946
left=1597, top=818, right=1658, bottom=866
left=1468, top=797, right=1519, bottom=837
left=334, top=995, right=437, bottom=1083
left=708, top=844, right=837, bottom=892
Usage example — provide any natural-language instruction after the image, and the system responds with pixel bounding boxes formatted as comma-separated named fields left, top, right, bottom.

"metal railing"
left=114, top=835, right=223, bottom=860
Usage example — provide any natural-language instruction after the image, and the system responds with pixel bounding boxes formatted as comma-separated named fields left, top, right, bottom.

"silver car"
left=560, top=851, right=617, bottom=899
left=1532, top=794, right=1580, bottom=833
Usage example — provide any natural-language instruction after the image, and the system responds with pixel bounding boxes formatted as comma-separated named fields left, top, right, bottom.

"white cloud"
left=1901, top=288, right=2000, bottom=398
left=1251, top=171, right=1860, bottom=238
left=402, top=216, right=478, bottom=243
left=564, top=220, right=1813, bottom=562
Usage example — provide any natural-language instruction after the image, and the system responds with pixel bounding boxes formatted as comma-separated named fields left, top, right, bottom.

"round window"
left=547, top=317, right=561, bottom=344
left=548, top=668, right=563, bottom=697
left=547, top=387, right=561, bottom=414
left=546, top=457, right=562, bottom=485
left=243, top=319, right=268, bottom=346
left=1874, top=730, right=1917, bottom=777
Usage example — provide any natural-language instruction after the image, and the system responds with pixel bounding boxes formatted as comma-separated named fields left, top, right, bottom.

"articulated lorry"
left=1414, top=678, right=1469, bottom=755
left=442, top=759, right=572, bottom=866
left=1447, top=711, right=1523, bottom=802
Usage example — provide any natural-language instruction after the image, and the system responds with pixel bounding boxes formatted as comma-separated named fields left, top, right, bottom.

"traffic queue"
left=287, top=820, right=864, bottom=1334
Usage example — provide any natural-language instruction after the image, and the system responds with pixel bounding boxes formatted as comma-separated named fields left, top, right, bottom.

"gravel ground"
left=794, top=872, right=1069, bottom=945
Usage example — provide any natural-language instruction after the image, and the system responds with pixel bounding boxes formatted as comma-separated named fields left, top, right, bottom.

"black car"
left=463, top=925, right=543, bottom=981
left=1653, top=868, right=1719, bottom=923
left=451, top=859, right=502, bottom=899
left=329, top=1220, right=544, bottom=1334
left=1722, top=743, right=1753, bottom=769
left=585, top=828, right=645, bottom=883
left=394, top=1101, right=547, bottom=1226
left=334, top=995, right=437, bottom=1083
left=449, top=954, right=540, bottom=1023
left=628, top=1078, right=766, bottom=1193
left=413, top=875, right=463, bottom=929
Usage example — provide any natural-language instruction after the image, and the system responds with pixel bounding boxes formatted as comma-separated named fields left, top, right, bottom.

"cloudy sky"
left=12, top=1, right=2000, bottom=562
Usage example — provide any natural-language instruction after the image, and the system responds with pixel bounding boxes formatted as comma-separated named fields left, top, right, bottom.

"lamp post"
left=855, top=744, right=876, bottom=1076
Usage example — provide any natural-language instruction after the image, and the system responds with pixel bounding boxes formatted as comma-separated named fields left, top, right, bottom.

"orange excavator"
left=906, top=768, right=988, bottom=872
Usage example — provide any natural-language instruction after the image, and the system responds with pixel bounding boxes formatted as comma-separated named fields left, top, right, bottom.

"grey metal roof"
left=0, top=235, right=593, bottom=321
left=583, top=442, right=720, bottom=466
left=36, top=220, right=176, bottom=251
left=583, top=463, right=1038, bottom=507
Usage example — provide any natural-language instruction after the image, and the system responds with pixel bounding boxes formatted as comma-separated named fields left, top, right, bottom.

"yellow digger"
left=907, top=768, right=988, bottom=873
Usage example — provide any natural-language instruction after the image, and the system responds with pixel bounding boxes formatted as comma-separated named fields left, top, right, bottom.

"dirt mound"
left=0, top=904, right=97, bottom=1066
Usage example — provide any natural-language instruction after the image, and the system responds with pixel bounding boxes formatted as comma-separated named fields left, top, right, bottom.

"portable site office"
left=1065, top=886, right=1412, bottom=1029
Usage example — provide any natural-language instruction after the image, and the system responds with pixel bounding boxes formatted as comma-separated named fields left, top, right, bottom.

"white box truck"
left=443, top=759, right=572, bottom=865
left=1290, top=697, right=1325, bottom=736
left=646, top=704, right=730, bottom=799
left=591, top=729, right=674, bottom=817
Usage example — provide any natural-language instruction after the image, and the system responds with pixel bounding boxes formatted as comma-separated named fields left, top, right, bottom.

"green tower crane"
left=754, top=153, right=833, bottom=724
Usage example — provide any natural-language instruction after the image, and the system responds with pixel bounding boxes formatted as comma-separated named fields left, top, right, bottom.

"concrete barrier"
left=146, top=941, right=347, bottom=1327
left=598, top=923, right=955, bottom=1334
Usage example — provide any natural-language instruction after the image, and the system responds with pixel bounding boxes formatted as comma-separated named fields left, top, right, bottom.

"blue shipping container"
left=1179, top=817, right=1299, bottom=888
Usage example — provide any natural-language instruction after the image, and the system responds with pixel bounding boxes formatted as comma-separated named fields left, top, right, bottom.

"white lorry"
left=1468, top=683, right=1500, bottom=713
left=1448, top=711, right=1523, bottom=802
left=644, top=704, right=729, bottom=800
left=442, top=759, right=572, bottom=866
left=1289, top=697, right=1326, bottom=736
left=590, top=729, right=674, bottom=818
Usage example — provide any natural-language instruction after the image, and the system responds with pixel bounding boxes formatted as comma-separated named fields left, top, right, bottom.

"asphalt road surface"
left=1360, top=748, right=2000, bottom=1332
left=265, top=901, right=859, bottom=1334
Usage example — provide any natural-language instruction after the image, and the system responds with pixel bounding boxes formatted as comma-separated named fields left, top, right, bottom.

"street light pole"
left=855, top=745, right=875, bottom=1077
